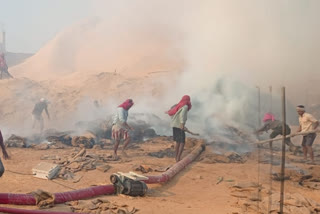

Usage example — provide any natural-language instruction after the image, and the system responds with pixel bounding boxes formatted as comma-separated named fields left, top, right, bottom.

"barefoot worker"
left=32, top=98, right=50, bottom=133
left=111, top=99, right=134, bottom=158
left=256, top=112, right=298, bottom=154
left=166, top=95, right=198, bottom=162
left=296, top=105, right=319, bottom=164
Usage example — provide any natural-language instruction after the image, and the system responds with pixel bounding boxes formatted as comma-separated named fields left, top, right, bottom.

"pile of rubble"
left=40, top=147, right=116, bottom=181
left=66, top=199, right=139, bottom=214
left=147, top=148, right=175, bottom=158
left=260, top=193, right=320, bottom=214
left=207, top=124, right=255, bottom=153
left=5, top=134, right=27, bottom=148
left=230, top=182, right=320, bottom=214
left=5, top=117, right=160, bottom=149
left=75, top=116, right=159, bottom=143
left=268, top=164, right=320, bottom=191
left=200, top=151, right=248, bottom=164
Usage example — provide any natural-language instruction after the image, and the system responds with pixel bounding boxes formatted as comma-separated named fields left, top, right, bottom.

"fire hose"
left=0, top=139, right=205, bottom=213
left=0, top=207, right=84, bottom=214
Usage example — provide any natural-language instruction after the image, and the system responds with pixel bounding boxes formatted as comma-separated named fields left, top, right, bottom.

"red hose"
left=0, top=194, right=35, bottom=205
left=54, top=185, right=115, bottom=204
left=0, top=139, right=205, bottom=214
left=0, top=206, right=82, bottom=214
left=146, top=140, right=205, bottom=184
left=0, top=185, right=115, bottom=205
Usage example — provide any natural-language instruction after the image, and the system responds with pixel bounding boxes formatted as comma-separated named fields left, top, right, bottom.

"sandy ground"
left=1, top=135, right=320, bottom=214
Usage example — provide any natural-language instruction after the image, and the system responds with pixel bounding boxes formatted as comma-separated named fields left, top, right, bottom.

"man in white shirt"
left=112, top=99, right=134, bottom=158
left=296, top=105, right=319, bottom=164
left=166, top=95, right=192, bottom=162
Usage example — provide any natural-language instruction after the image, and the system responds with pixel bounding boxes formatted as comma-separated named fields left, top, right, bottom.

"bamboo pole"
left=256, top=130, right=320, bottom=145
left=256, top=86, right=261, bottom=213
left=269, top=86, right=272, bottom=113
left=279, top=87, right=286, bottom=214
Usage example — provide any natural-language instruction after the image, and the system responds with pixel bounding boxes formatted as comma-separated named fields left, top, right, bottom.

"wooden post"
left=279, top=87, right=286, bottom=213
left=269, top=86, right=272, bottom=112
left=257, top=86, right=261, bottom=127
left=2, top=31, right=5, bottom=53
left=256, top=86, right=261, bottom=213
left=268, top=85, right=273, bottom=214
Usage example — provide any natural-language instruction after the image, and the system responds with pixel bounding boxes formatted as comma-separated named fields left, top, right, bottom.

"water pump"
left=110, top=171, right=148, bottom=196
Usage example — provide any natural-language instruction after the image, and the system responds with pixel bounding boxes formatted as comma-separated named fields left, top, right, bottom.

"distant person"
left=32, top=98, right=50, bottom=133
left=296, top=105, right=319, bottom=164
left=94, top=100, right=100, bottom=108
left=166, top=95, right=195, bottom=162
left=0, top=130, right=10, bottom=177
left=256, top=113, right=298, bottom=153
left=112, top=99, right=134, bottom=158
left=0, top=53, right=13, bottom=79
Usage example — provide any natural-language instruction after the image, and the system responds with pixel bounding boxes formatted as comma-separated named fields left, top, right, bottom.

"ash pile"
left=5, top=113, right=163, bottom=149
left=199, top=124, right=255, bottom=164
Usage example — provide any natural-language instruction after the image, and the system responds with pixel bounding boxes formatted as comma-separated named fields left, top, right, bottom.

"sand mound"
left=10, top=17, right=183, bottom=81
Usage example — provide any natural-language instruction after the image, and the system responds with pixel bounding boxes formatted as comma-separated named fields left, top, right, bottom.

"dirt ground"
left=1, top=136, right=320, bottom=214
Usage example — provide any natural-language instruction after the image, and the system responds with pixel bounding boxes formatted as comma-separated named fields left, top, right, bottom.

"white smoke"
left=2, top=0, right=320, bottom=143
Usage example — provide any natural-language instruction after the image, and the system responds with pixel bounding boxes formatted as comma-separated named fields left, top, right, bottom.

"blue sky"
left=0, top=0, right=95, bottom=53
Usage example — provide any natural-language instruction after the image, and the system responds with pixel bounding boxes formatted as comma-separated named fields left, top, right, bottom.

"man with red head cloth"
left=256, top=112, right=298, bottom=154
left=112, top=99, right=134, bottom=157
left=166, top=95, right=192, bottom=162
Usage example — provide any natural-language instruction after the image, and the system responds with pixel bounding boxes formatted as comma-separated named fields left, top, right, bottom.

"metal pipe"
left=279, top=87, right=286, bottom=213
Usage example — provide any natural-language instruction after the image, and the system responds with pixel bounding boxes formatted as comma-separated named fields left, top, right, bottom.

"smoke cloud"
left=2, top=0, right=320, bottom=145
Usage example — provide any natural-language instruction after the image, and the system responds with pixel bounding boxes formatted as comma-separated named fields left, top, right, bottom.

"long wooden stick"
left=256, top=130, right=320, bottom=145
left=279, top=87, right=286, bottom=214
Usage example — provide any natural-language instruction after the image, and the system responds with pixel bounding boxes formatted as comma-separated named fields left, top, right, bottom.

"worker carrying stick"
left=111, top=99, right=134, bottom=158
left=166, top=95, right=199, bottom=162
left=255, top=112, right=298, bottom=154
left=296, top=105, right=319, bottom=164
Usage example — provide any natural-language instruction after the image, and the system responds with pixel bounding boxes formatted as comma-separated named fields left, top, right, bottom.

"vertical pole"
left=2, top=31, right=5, bottom=53
left=257, top=87, right=261, bottom=127
left=268, top=85, right=273, bottom=214
left=305, top=87, right=309, bottom=107
left=268, top=142, right=273, bottom=214
left=269, top=86, right=272, bottom=113
left=256, top=86, right=261, bottom=212
left=279, top=87, right=286, bottom=213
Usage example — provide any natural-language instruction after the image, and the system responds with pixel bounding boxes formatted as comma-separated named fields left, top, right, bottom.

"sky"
left=1, top=0, right=320, bottom=56
left=0, top=0, right=95, bottom=53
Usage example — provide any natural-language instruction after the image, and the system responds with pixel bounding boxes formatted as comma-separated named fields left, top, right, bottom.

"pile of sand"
left=9, top=17, right=183, bottom=81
